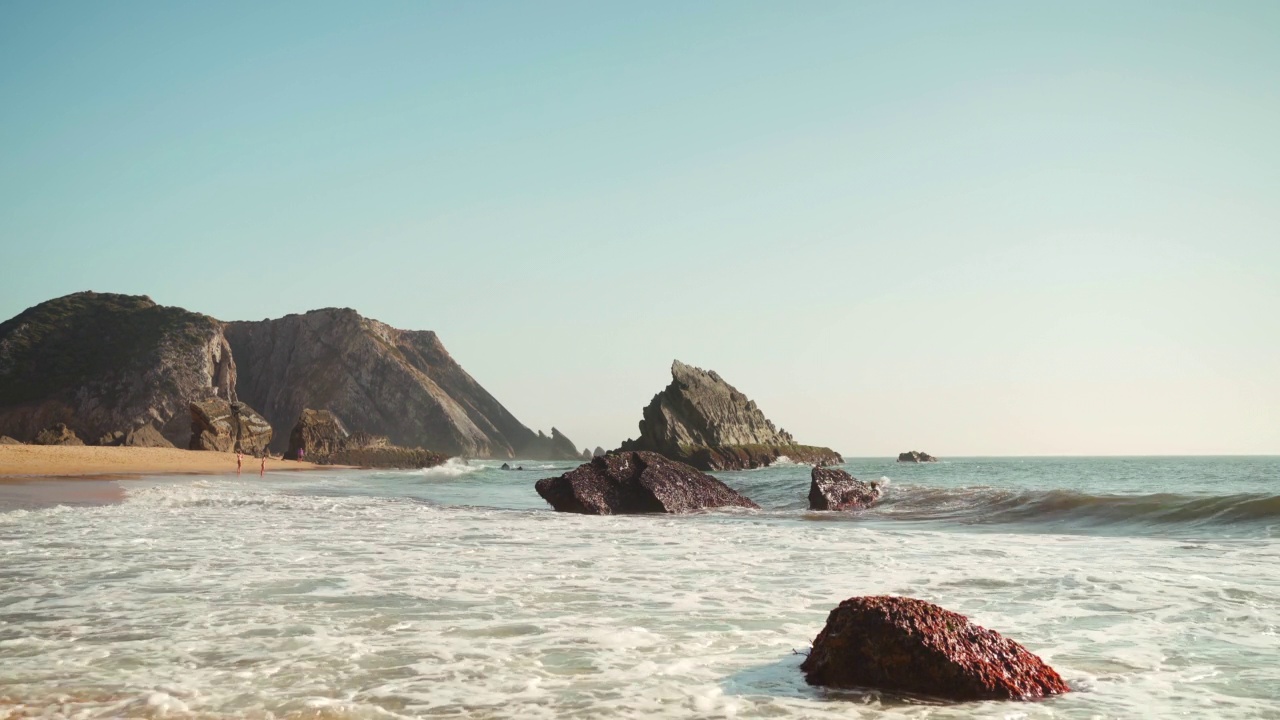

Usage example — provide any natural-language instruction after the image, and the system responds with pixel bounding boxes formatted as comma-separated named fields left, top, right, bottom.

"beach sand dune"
left=0, top=445, right=331, bottom=478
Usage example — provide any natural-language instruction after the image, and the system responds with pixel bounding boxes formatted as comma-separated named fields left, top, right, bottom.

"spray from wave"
left=418, top=458, right=481, bottom=478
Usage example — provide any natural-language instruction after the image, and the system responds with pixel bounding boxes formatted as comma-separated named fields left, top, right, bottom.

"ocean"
left=1, top=456, right=1277, bottom=718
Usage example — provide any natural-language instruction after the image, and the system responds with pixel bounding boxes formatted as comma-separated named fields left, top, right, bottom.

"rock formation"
left=0, top=292, right=237, bottom=445
left=801, top=596, right=1069, bottom=701
left=223, top=308, right=581, bottom=459
left=535, top=450, right=760, bottom=515
left=898, top=451, right=938, bottom=463
left=33, top=423, right=84, bottom=446
left=283, top=408, right=446, bottom=468
left=592, top=446, right=606, bottom=457
left=617, top=361, right=842, bottom=471
left=96, top=423, right=174, bottom=448
left=809, top=467, right=882, bottom=511
left=0, top=435, right=21, bottom=445
left=189, top=399, right=273, bottom=455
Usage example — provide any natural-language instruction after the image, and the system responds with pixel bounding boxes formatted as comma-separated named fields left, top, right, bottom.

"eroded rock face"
left=97, top=424, right=174, bottom=448
left=190, top=399, right=272, bottom=455
left=33, top=423, right=84, bottom=446
left=801, top=596, right=1069, bottom=701
left=535, top=450, right=760, bottom=515
left=0, top=292, right=237, bottom=445
left=898, top=451, right=938, bottom=463
left=617, top=361, right=842, bottom=471
left=809, top=467, right=881, bottom=511
left=224, top=309, right=581, bottom=459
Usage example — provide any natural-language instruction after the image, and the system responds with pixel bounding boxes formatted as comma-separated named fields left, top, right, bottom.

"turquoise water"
left=0, top=456, right=1277, bottom=718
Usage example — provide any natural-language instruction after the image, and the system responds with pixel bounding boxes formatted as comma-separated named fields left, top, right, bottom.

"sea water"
left=1, top=457, right=1277, bottom=718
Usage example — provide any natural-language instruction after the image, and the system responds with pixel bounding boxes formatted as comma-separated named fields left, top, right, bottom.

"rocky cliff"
left=618, top=360, right=841, bottom=471
left=224, top=308, right=580, bottom=458
left=0, top=292, right=237, bottom=445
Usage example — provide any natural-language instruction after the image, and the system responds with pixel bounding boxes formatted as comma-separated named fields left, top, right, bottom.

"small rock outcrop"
left=898, top=451, right=938, bottom=463
left=801, top=596, right=1070, bottom=701
left=535, top=451, right=760, bottom=515
left=282, top=408, right=447, bottom=468
left=33, top=423, right=85, bottom=446
left=617, top=361, right=842, bottom=471
left=0, top=292, right=237, bottom=445
left=189, top=399, right=273, bottom=455
left=809, top=467, right=882, bottom=511
left=0, top=435, right=21, bottom=445
left=97, top=424, right=175, bottom=448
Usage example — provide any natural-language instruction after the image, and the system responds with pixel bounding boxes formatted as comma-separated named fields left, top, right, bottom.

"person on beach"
left=236, top=452, right=242, bottom=473
left=260, top=454, right=266, bottom=475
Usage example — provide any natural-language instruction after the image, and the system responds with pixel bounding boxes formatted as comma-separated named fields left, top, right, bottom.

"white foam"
left=418, top=457, right=481, bottom=478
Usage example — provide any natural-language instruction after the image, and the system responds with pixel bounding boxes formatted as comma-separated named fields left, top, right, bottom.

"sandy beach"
left=0, top=444, right=331, bottom=479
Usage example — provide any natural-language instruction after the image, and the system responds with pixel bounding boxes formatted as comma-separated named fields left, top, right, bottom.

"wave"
left=847, top=486, right=1280, bottom=534
left=418, top=458, right=481, bottom=478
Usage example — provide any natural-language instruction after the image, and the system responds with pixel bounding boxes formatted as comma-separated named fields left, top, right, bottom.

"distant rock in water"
left=581, top=448, right=592, bottom=460
left=898, top=450, right=938, bottom=463
left=0, top=435, right=21, bottom=445
left=97, top=423, right=174, bottom=448
left=0, top=292, right=237, bottom=445
left=283, top=408, right=446, bottom=469
left=592, top=446, right=606, bottom=457
left=801, top=596, right=1070, bottom=701
left=535, top=451, right=760, bottom=515
left=33, top=423, right=84, bottom=446
left=617, top=360, right=842, bottom=471
left=809, top=467, right=881, bottom=511
left=223, top=309, right=581, bottom=459
left=190, top=399, right=273, bottom=455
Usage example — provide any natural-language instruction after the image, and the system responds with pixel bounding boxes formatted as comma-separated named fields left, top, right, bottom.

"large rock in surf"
left=898, top=450, right=938, bottom=463
left=617, top=360, right=842, bottom=471
left=189, top=398, right=273, bottom=455
left=33, top=422, right=84, bottom=446
left=801, top=596, right=1070, bottom=701
left=0, top=292, right=237, bottom=445
left=224, top=309, right=581, bottom=459
left=535, top=450, right=760, bottom=515
left=284, top=408, right=447, bottom=468
left=809, top=467, right=882, bottom=511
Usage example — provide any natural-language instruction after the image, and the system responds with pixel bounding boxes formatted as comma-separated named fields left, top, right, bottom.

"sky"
left=1, top=1, right=1277, bottom=456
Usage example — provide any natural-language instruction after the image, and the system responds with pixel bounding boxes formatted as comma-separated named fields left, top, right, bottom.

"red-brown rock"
left=809, top=467, right=882, bottom=511
left=535, top=450, right=760, bottom=515
left=801, top=596, right=1069, bottom=701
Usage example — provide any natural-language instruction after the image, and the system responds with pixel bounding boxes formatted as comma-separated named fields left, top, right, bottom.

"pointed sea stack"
left=801, top=596, right=1070, bottom=701
left=617, top=361, right=841, bottom=471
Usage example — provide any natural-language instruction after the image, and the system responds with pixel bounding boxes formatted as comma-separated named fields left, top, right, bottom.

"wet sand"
left=0, top=445, right=331, bottom=479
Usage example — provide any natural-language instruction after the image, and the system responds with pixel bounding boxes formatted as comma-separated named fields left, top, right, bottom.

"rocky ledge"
left=284, top=408, right=447, bottom=469
left=801, top=596, right=1069, bottom=701
left=534, top=451, right=760, bottom=515
left=617, top=360, right=842, bottom=471
left=809, top=467, right=881, bottom=511
left=898, top=450, right=938, bottom=462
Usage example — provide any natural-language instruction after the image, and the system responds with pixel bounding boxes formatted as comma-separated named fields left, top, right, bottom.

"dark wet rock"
left=224, top=309, right=581, bottom=459
left=189, top=399, right=273, bottom=455
left=501, top=462, right=512, bottom=470
left=898, top=451, right=938, bottom=463
left=592, top=446, right=606, bottom=457
left=33, top=423, right=84, bottom=446
left=0, top=435, right=22, bottom=445
left=618, top=361, right=841, bottom=471
left=801, top=596, right=1070, bottom=701
left=535, top=450, right=760, bottom=515
left=0, top=292, right=237, bottom=445
left=809, top=467, right=882, bottom=511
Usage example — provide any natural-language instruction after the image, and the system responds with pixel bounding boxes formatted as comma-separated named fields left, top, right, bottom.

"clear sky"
left=2, top=1, right=1277, bottom=455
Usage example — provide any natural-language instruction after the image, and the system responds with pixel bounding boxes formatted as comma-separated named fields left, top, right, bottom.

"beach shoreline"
left=0, top=445, right=336, bottom=480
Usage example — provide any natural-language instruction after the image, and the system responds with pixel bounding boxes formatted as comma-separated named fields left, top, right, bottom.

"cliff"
left=618, top=360, right=842, bottom=470
left=0, top=292, right=236, bottom=445
left=224, top=308, right=580, bottom=458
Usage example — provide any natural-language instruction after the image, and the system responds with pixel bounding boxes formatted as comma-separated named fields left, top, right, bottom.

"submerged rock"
left=898, top=450, right=938, bottom=463
left=535, top=450, right=760, bottom=515
left=189, top=399, right=273, bottom=455
left=617, top=360, right=842, bottom=471
left=809, top=467, right=881, bottom=511
left=33, top=423, right=84, bottom=446
left=801, top=596, right=1069, bottom=701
